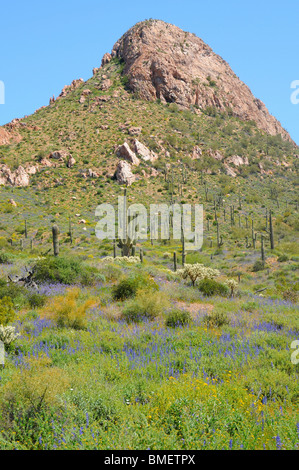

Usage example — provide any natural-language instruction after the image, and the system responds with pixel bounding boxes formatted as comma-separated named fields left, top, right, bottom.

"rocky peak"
left=110, top=19, right=292, bottom=142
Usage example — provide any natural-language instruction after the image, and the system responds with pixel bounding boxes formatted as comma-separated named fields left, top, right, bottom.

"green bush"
left=0, top=280, right=28, bottom=308
left=198, top=279, right=229, bottom=297
left=28, top=293, right=47, bottom=309
left=203, top=310, right=230, bottom=328
left=33, top=256, right=100, bottom=285
left=252, top=260, right=265, bottom=272
left=277, top=255, right=288, bottom=263
left=165, top=309, right=191, bottom=328
left=112, top=272, right=158, bottom=301
left=0, top=252, right=11, bottom=264
left=121, top=291, right=168, bottom=323
left=0, top=297, right=15, bottom=325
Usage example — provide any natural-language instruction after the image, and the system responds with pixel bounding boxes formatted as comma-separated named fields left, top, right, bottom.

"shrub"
left=33, top=256, right=99, bottom=285
left=203, top=310, right=230, bottom=328
left=0, top=297, right=15, bottom=325
left=121, top=290, right=168, bottom=323
left=42, top=288, right=94, bottom=329
left=112, top=272, right=158, bottom=301
left=277, top=255, right=288, bottom=263
left=198, top=279, right=229, bottom=297
left=252, top=260, right=265, bottom=272
left=0, top=252, right=11, bottom=264
left=28, top=293, right=47, bottom=309
left=165, top=308, right=191, bottom=328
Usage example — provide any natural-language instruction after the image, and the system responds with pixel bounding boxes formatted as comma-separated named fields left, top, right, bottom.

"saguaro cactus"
left=173, top=252, right=177, bottom=272
left=261, top=234, right=265, bottom=262
left=52, top=224, right=60, bottom=257
left=269, top=210, right=274, bottom=250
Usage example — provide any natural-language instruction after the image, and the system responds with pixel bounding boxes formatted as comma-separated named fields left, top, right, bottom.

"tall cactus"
left=52, top=224, right=59, bottom=257
left=269, top=210, right=274, bottom=249
left=261, top=234, right=265, bottom=262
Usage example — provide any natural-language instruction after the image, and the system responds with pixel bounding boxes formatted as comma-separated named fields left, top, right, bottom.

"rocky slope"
left=109, top=19, right=292, bottom=142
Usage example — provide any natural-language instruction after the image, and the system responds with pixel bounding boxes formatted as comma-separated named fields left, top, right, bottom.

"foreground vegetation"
left=0, top=252, right=298, bottom=450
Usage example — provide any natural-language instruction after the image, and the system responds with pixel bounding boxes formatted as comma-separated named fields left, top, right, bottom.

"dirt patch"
left=173, top=301, right=214, bottom=318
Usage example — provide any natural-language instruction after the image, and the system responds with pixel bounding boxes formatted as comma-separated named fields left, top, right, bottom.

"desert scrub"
left=198, top=278, right=229, bottom=297
left=33, top=256, right=100, bottom=285
left=42, top=288, right=94, bottom=329
left=165, top=308, right=191, bottom=328
left=112, top=272, right=159, bottom=301
left=121, top=290, right=169, bottom=323
left=0, top=297, right=15, bottom=325
left=203, top=310, right=230, bottom=328
left=0, top=252, right=11, bottom=264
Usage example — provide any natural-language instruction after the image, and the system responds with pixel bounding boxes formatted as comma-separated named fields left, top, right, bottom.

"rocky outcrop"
left=111, top=20, right=292, bottom=142
left=101, top=53, right=112, bottom=67
left=116, top=142, right=140, bottom=166
left=58, top=79, right=84, bottom=99
left=0, top=127, right=22, bottom=146
left=191, top=146, right=202, bottom=159
left=49, top=150, right=69, bottom=161
left=133, top=139, right=158, bottom=162
left=100, top=79, right=112, bottom=91
left=0, top=165, right=30, bottom=187
left=225, top=155, right=249, bottom=167
left=114, top=160, right=135, bottom=185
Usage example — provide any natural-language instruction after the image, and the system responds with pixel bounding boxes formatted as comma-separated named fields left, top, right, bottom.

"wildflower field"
left=0, top=253, right=298, bottom=451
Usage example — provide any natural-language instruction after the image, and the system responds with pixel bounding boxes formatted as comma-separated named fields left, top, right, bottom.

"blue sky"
left=0, top=0, right=298, bottom=144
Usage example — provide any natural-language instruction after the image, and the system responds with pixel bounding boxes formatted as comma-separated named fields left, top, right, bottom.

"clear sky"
left=0, top=0, right=298, bottom=144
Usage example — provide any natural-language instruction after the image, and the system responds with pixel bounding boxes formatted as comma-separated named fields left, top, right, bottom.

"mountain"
left=110, top=19, right=293, bottom=142
left=0, top=19, right=297, bottom=198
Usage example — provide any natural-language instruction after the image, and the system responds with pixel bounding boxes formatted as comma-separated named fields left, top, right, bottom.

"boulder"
left=116, top=143, right=140, bottom=166
left=49, top=150, right=69, bottom=161
left=133, top=139, right=158, bottom=162
left=114, top=161, right=135, bottom=186
left=224, top=164, right=237, bottom=178
left=67, top=156, right=76, bottom=168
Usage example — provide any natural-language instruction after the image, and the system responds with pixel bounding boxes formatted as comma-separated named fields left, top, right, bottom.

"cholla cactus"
left=225, top=279, right=238, bottom=297
left=0, top=325, right=20, bottom=346
left=177, top=263, right=220, bottom=286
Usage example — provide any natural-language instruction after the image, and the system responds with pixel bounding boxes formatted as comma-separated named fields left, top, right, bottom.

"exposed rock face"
left=58, top=79, right=84, bottom=99
left=226, top=155, right=249, bottom=167
left=111, top=19, right=292, bottom=142
left=116, top=142, right=140, bottom=166
left=101, top=52, right=112, bottom=67
left=191, top=146, right=202, bottom=159
left=114, top=160, right=135, bottom=185
left=133, top=139, right=158, bottom=162
left=0, top=127, right=22, bottom=146
left=208, top=149, right=224, bottom=161
left=100, top=79, right=112, bottom=91
left=0, top=165, right=30, bottom=187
